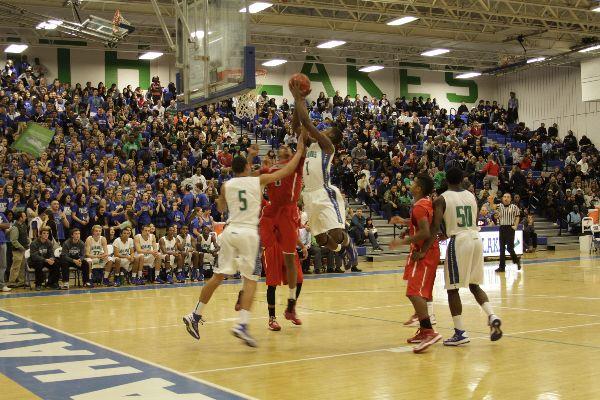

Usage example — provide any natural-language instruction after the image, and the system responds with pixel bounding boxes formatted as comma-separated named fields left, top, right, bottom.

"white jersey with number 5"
left=441, top=190, right=479, bottom=236
left=303, top=142, right=332, bottom=191
left=225, top=176, right=261, bottom=228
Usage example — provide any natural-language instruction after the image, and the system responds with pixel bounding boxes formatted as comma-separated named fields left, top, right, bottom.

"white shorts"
left=143, top=254, right=156, bottom=267
left=114, top=258, right=131, bottom=272
left=444, top=230, right=484, bottom=290
left=214, top=225, right=260, bottom=281
left=85, top=258, right=108, bottom=270
left=303, top=186, right=346, bottom=236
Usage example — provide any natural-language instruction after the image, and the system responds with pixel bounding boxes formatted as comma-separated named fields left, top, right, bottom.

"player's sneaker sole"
left=182, top=315, right=200, bottom=340
left=490, top=317, right=503, bottom=341
left=413, top=332, right=442, bottom=354
left=231, top=325, right=258, bottom=347
left=443, top=337, right=470, bottom=346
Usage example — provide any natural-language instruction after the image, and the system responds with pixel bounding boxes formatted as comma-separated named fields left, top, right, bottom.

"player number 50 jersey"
left=440, top=190, right=479, bottom=237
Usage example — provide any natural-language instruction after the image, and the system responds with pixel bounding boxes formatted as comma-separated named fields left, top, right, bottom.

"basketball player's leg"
left=443, top=236, right=471, bottom=346
left=263, top=244, right=283, bottom=330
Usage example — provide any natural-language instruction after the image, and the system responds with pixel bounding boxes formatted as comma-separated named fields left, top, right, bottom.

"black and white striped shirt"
left=498, top=204, right=520, bottom=226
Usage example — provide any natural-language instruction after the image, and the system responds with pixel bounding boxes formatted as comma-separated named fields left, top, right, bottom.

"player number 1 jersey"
left=303, top=142, right=333, bottom=191
left=225, top=176, right=261, bottom=228
left=440, top=190, right=479, bottom=237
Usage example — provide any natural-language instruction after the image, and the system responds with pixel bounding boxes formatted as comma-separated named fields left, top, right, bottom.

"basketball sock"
left=427, top=301, right=434, bottom=317
left=288, top=287, right=297, bottom=300
left=132, top=272, right=138, bottom=278
left=419, top=318, right=433, bottom=330
left=334, top=244, right=342, bottom=252
left=296, top=283, right=302, bottom=299
left=193, top=301, right=205, bottom=319
left=266, top=286, right=276, bottom=313
left=103, top=271, right=109, bottom=279
left=452, top=315, right=466, bottom=332
left=481, top=302, right=494, bottom=317
left=238, top=309, right=250, bottom=325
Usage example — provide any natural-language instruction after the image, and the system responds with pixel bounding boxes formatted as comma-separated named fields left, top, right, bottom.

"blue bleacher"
left=548, top=160, right=563, bottom=169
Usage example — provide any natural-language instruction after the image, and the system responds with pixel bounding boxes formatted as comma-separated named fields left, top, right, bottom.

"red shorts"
left=260, top=204, right=299, bottom=254
left=263, top=243, right=304, bottom=286
left=403, top=248, right=440, bottom=300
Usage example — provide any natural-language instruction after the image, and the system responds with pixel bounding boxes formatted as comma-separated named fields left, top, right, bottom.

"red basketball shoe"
left=268, top=316, right=281, bottom=331
left=412, top=329, right=442, bottom=354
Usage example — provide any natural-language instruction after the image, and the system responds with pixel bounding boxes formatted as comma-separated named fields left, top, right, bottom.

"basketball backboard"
left=175, top=0, right=256, bottom=108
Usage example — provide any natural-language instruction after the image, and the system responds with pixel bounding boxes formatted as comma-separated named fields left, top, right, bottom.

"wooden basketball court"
left=2, top=250, right=599, bottom=399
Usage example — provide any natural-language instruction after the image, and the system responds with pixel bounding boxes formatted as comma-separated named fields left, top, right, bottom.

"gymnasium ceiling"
left=1, top=0, right=600, bottom=72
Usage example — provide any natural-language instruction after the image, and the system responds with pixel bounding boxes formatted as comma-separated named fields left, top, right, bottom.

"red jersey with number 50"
left=410, top=197, right=439, bottom=252
left=261, top=157, right=305, bottom=206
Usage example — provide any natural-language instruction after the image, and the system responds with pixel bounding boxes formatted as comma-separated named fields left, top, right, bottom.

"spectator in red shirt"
left=217, top=144, right=233, bottom=168
left=481, top=154, right=500, bottom=193
left=470, top=122, right=482, bottom=137
left=519, top=154, right=532, bottom=171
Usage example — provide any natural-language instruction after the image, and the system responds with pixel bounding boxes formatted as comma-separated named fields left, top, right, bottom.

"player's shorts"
left=85, top=257, right=108, bottom=269
left=303, top=186, right=346, bottom=236
left=403, top=248, right=440, bottom=300
left=444, top=230, right=484, bottom=290
left=263, top=243, right=304, bottom=286
left=160, top=254, right=177, bottom=265
left=261, top=204, right=299, bottom=254
left=143, top=254, right=156, bottom=267
left=214, top=225, right=260, bottom=281
left=113, top=257, right=132, bottom=272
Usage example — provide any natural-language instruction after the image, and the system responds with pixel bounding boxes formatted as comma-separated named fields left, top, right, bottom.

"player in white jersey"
left=177, top=225, right=200, bottom=282
left=183, top=133, right=306, bottom=347
left=289, top=82, right=360, bottom=271
left=428, top=167, right=503, bottom=346
left=112, top=227, right=137, bottom=286
left=85, top=225, right=115, bottom=286
left=134, top=225, right=161, bottom=284
left=158, top=225, right=182, bottom=284
left=198, top=225, right=219, bottom=275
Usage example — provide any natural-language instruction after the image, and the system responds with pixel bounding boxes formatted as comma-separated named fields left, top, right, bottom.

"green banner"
left=11, top=123, right=55, bottom=158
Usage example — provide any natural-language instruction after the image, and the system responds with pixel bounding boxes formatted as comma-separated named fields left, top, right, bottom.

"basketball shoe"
left=284, top=299, right=302, bottom=325
left=443, top=329, right=470, bottom=346
left=404, top=314, right=419, bottom=327
left=231, top=324, right=258, bottom=347
left=412, top=329, right=442, bottom=354
left=182, top=313, right=204, bottom=340
left=489, top=315, right=503, bottom=341
left=407, top=328, right=427, bottom=344
left=268, top=316, right=281, bottom=331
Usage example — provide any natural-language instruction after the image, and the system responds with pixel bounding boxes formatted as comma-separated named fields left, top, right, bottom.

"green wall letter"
left=300, top=62, right=335, bottom=97
left=445, top=72, right=479, bottom=103
left=346, top=65, right=383, bottom=98
left=105, top=51, right=150, bottom=88
left=399, top=69, right=430, bottom=99
left=57, top=48, right=71, bottom=83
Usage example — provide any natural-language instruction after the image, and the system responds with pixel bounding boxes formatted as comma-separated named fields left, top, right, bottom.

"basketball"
left=289, top=73, right=311, bottom=96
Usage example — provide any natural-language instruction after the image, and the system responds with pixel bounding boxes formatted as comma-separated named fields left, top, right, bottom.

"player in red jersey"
left=260, top=203, right=306, bottom=330
left=390, top=174, right=442, bottom=353
left=259, top=139, right=306, bottom=323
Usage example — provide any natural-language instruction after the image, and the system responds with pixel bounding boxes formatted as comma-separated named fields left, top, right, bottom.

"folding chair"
left=591, top=225, right=600, bottom=254
left=582, top=217, right=594, bottom=234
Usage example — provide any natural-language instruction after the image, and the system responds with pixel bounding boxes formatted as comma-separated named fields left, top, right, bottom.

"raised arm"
left=259, top=132, right=306, bottom=187
left=289, top=83, right=334, bottom=154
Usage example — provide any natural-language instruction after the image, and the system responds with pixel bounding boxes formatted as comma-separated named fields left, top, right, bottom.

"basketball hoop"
left=235, top=69, right=268, bottom=119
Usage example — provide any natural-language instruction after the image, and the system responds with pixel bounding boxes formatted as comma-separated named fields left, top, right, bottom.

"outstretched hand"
left=289, top=81, right=311, bottom=101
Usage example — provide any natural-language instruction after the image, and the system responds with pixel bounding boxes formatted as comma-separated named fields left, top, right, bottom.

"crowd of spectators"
left=0, top=53, right=598, bottom=290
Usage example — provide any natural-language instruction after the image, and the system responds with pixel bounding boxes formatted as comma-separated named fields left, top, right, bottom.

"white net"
left=234, top=69, right=267, bottom=119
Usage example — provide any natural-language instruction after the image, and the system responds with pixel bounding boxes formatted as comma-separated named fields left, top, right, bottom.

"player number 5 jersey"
left=440, top=190, right=479, bottom=237
left=225, top=176, right=261, bottom=228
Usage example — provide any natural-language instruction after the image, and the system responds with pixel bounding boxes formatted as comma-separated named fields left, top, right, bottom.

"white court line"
left=188, top=322, right=600, bottom=375
left=434, top=301, right=600, bottom=318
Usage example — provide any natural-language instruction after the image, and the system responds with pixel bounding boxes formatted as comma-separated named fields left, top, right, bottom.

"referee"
left=496, top=193, right=522, bottom=272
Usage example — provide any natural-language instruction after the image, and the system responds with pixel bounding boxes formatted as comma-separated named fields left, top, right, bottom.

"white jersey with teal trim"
left=225, top=176, right=261, bottom=228
left=113, top=237, right=134, bottom=257
left=89, top=236, right=105, bottom=257
left=163, top=236, right=178, bottom=253
left=441, top=190, right=479, bottom=237
left=303, top=142, right=333, bottom=192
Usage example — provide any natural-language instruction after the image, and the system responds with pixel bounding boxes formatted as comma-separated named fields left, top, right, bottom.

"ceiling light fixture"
left=359, top=65, right=384, bottom=72
left=526, top=57, right=546, bottom=63
left=456, top=72, right=482, bottom=79
left=421, top=48, right=450, bottom=57
left=239, top=2, right=272, bottom=13
left=139, top=51, right=163, bottom=60
left=262, top=59, right=287, bottom=67
left=317, top=40, right=346, bottom=49
left=387, top=16, right=418, bottom=26
left=579, top=44, right=600, bottom=53
left=4, top=44, right=28, bottom=53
